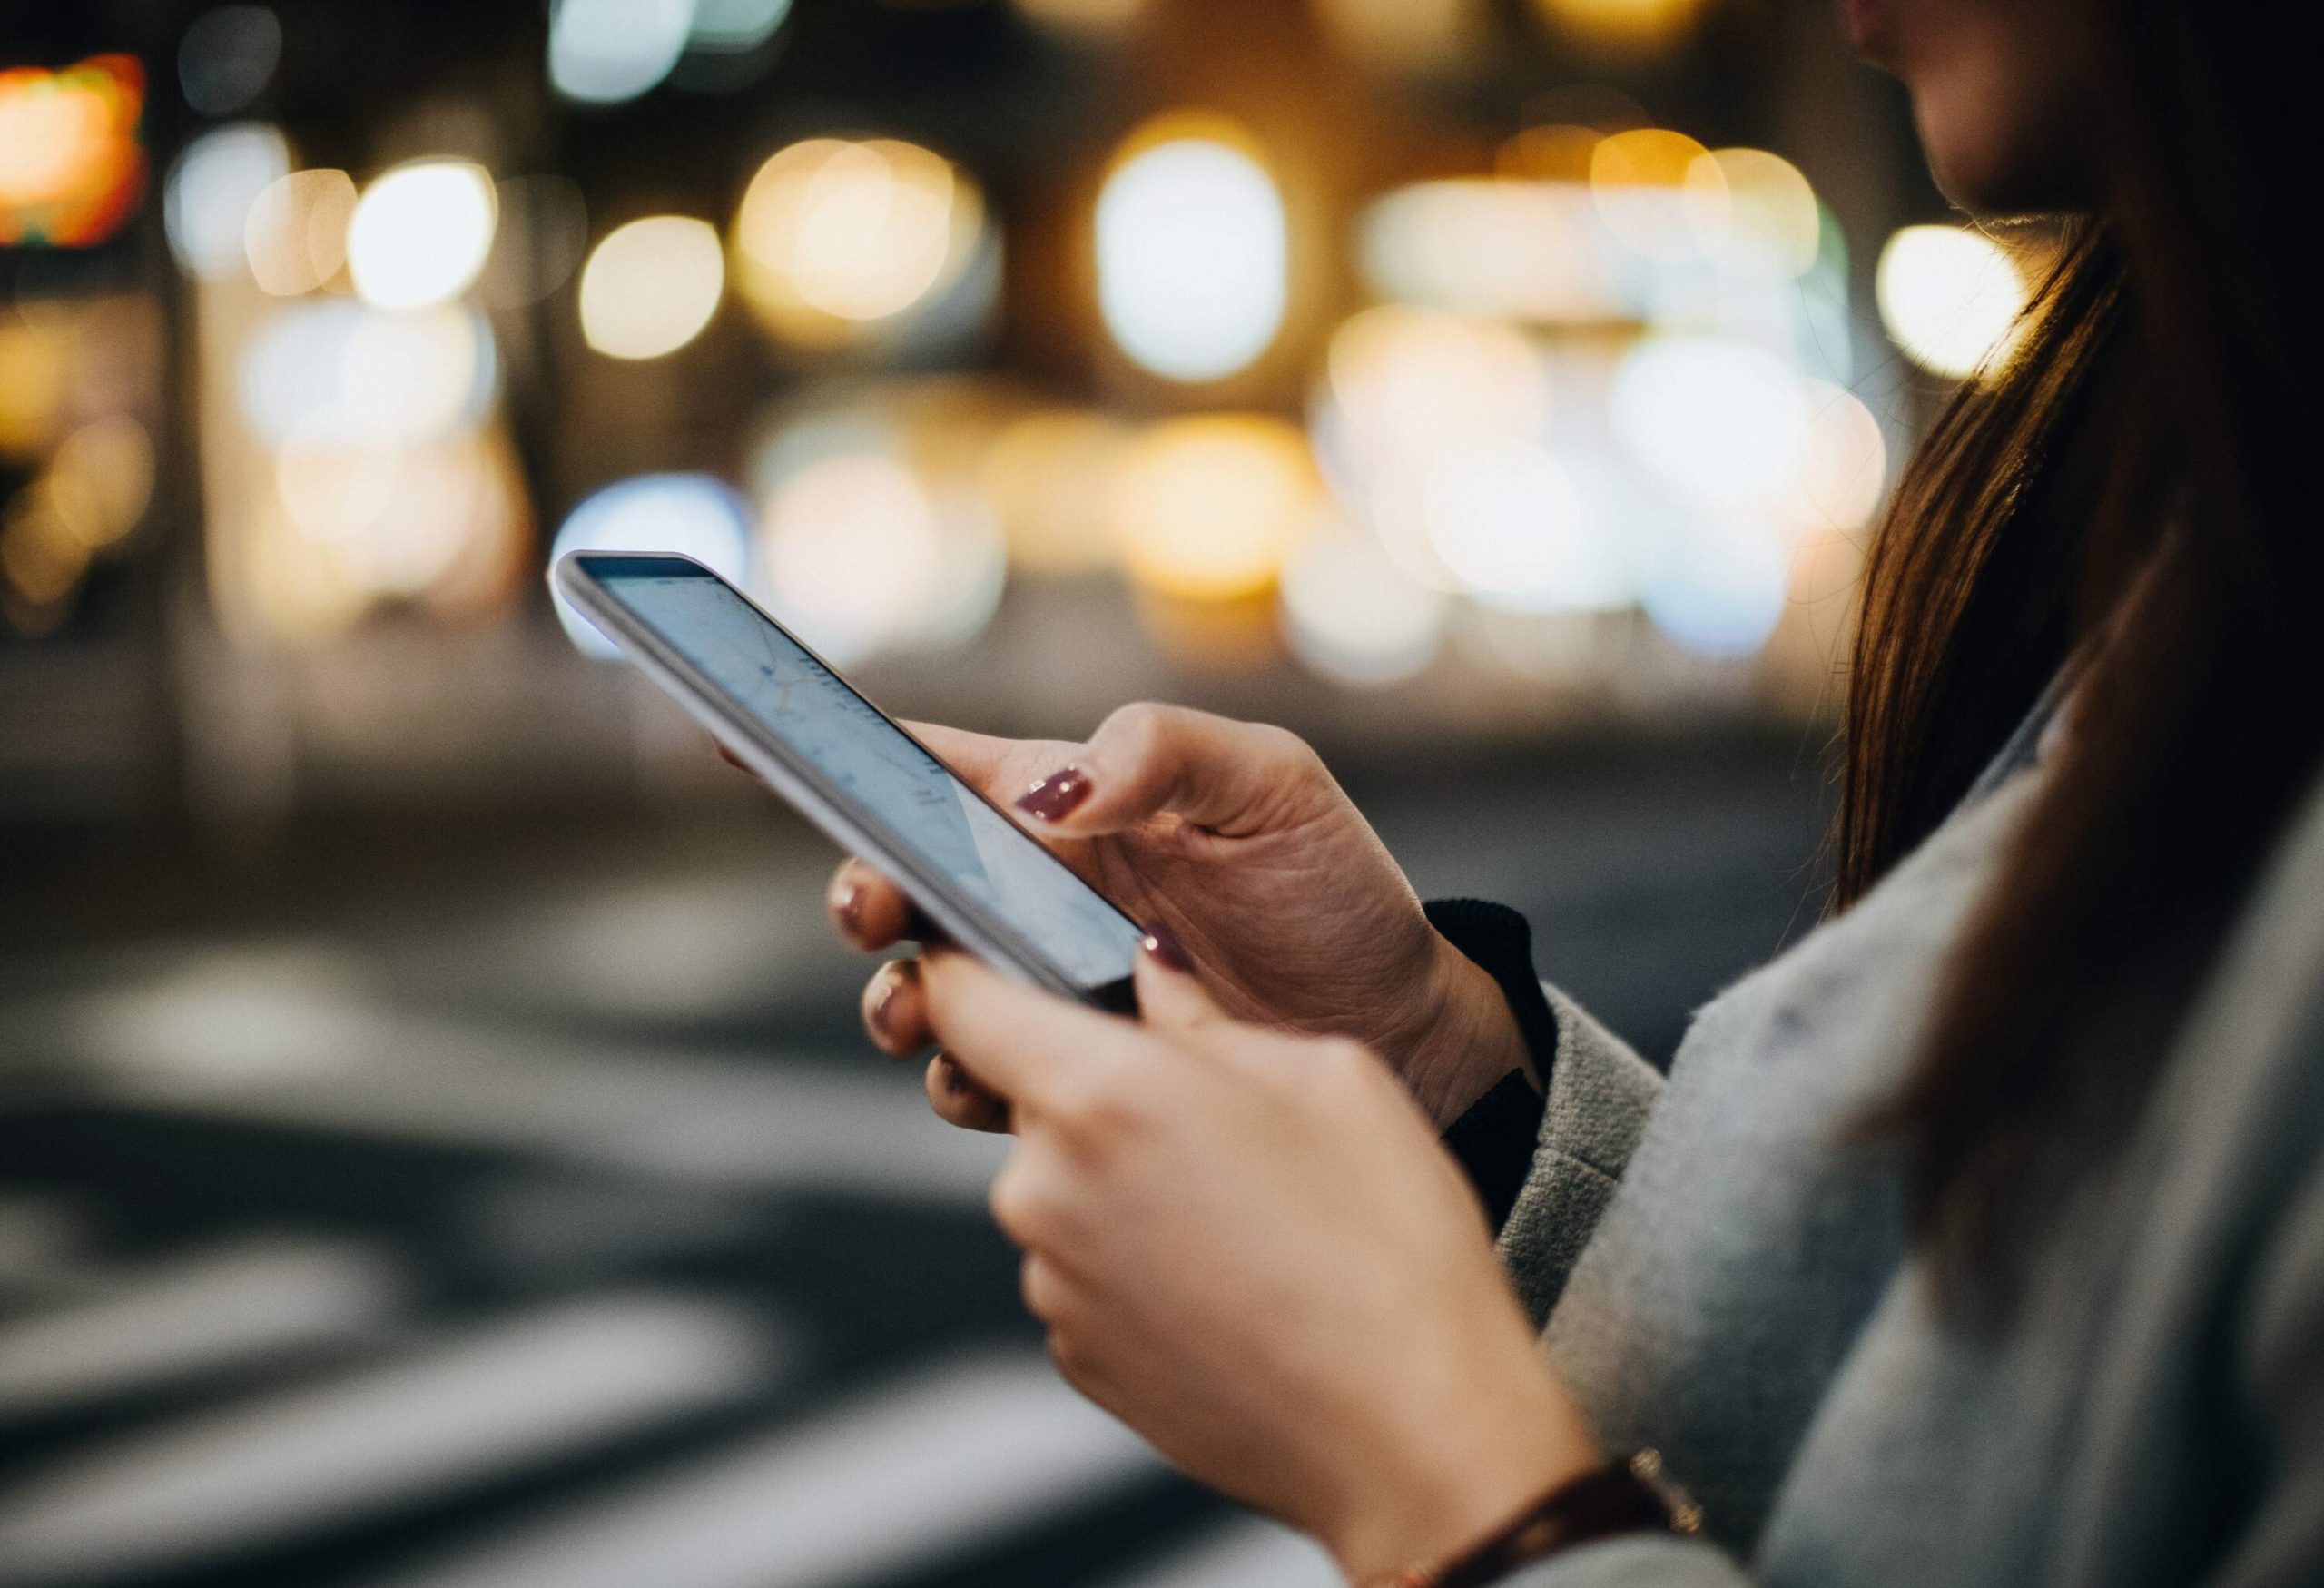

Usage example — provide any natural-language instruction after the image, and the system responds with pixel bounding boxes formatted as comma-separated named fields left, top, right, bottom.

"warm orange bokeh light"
left=0, top=54, right=146, bottom=248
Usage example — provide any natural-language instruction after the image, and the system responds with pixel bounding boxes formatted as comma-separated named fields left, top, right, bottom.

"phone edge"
left=553, top=552, right=1137, bottom=1011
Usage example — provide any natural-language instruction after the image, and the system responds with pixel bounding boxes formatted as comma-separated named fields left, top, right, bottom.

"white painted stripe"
left=63, top=965, right=1007, bottom=1202
left=1097, top=1520, right=1343, bottom=1588
left=0, top=1235, right=402, bottom=1417
left=358, top=1351, right=1164, bottom=1588
left=0, top=1292, right=780, bottom=1584
left=438, top=873, right=848, bottom=1023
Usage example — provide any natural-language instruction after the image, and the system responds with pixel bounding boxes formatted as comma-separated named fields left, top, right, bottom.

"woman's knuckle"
left=1063, top=1082, right=1142, bottom=1147
left=989, top=1167, right=1046, bottom=1240
left=1099, top=700, right=1171, bottom=755
left=1251, top=721, right=1319, bottom=772
left=1039, top=1059, right=1112, bottom=1119
left=1019, top=1256, right=1056, bottom=1318
left=1045, top=1330, right=1088, bottom=1386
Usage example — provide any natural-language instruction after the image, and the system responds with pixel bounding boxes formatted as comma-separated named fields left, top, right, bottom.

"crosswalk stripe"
left=0, top=1291, right=782, bottom=1584
left=0, top=1234, right=403, bottom=1418
left=55, top=965, right=1009, bottom=1202
left=358, top=1350, right=1164, bottom=1588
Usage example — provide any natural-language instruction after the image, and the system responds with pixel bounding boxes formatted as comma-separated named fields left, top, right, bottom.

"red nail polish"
left=1016, top=766, right=1091, bottom=822
left=1140, top=922, right=1195, bottom=974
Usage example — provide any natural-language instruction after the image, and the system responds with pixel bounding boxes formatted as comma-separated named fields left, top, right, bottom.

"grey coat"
left=1495, top=744, right=2324, bottom=1587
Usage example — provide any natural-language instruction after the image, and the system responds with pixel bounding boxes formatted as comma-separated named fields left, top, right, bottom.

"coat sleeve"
left=1495, top=985, right=1663, bottom=1328
left=1423, top=899, right=1663, bottom=1323
left=1478, top=1090, right=2324, bottom=1588
left=1493, top=1533, right=1751, bottom=1588
left=2186, top=1133, right=2324, bottom=1588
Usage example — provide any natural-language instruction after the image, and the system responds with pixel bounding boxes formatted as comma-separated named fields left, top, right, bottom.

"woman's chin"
left=1916, top=102, right=2065, bottom=215
left=1907, top=52, right=2101, bottom=216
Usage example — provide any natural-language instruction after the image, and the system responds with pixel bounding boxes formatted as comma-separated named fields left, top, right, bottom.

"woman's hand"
left=806, top=703, right=1529, bottom=1128
left=922, top=940, right=1600, bottom=1582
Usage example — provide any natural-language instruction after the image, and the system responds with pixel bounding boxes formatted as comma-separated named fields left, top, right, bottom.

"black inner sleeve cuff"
left=1424, top=898, right=1558, bottom=1229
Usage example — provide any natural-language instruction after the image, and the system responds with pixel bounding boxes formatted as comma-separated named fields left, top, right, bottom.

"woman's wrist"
left=1385, top=934, right=1537, bottom=1130
left=1320, top=1372, right=1602, bottom=1585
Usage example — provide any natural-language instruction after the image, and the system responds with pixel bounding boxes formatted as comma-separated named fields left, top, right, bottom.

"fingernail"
left=871, top=958, right=918, bottom=1038
left=832, top=878, right=864, bottom=939
left=1140, top=921, right=1195, bottom=974
left=1016, top=766, right=1091, bottom=822
left=940, top=1058, right=1009, bottom=1129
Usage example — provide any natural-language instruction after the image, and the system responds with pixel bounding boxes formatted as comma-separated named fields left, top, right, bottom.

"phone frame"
left=554, top=550, right=1139, bottom=1013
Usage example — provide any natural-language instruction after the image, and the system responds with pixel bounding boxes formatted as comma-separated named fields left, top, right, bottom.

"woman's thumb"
left=1012, top=703, right=1320, bottom=839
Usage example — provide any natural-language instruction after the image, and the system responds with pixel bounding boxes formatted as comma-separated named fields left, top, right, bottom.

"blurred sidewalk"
left=0, top=727, right=1825, bottom=1587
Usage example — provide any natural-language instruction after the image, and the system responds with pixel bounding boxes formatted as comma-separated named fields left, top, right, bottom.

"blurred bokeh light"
left=347, top=160, right=498, bottom=311
left=1533, top=0, right=1707, bottom=51
left=1110, top=415, right=1315, bottom=603
left=1015, top=0, right=1149, bottom=39
left=551, top=475, right=754, bottom=656
left=0, top=54, right=146, bottom=248
left=241, top=167, right=358, bottom=296
left=165, top=122, right=288, bottom=277
left=1876, top=222, right=2029, bottom=380
left=177, top=5, right=280, bottom=117
left=579, top=216, right=725, bottom=360
left=732, top=136, right=990, bottom=351
left=549, top=0, right=694, bottom=104
left=1097, top=122, right=1288, bottom=382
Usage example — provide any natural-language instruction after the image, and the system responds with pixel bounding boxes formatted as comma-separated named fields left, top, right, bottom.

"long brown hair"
left=1839, top=2, right=2324, bottom=1295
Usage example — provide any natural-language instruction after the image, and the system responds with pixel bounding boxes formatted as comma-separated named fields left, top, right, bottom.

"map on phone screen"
left=600, top=569, right=1142, bottom=990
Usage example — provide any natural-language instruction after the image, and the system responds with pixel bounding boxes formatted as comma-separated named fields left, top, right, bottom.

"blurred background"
left=1, top=0, right=2034, bottom=1583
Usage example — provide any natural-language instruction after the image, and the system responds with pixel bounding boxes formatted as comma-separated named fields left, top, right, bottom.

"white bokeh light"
left=1318, top=306, right=1552, bottom=474
left=549, top=475, right=754, bottom=657
left=1097, top=135, right=1286, bottom=382
left=239, top=301, right=497, bottom=449
left=1773, top=380, right=1889, bottom=539
left=1610, top=335, right=1808, bottom=508
left=757, top=454, right=947, bottom=667
left=1423, top=441, right=1634, bottom=612
left=549, top=0, right=694, bottom=104
left=347, top=161, right=498, bottom=311
left=165, top=123, right=290, bottom=279
left=745, top=430, right=1009, bottom=668
left=1279, top=519, right=1449, bottom=686
left=689, top=0, right=794, bottom=52
left=1876, top=224, right=2027, bottom=380
left=1643, top=516, right=1791, bottom=659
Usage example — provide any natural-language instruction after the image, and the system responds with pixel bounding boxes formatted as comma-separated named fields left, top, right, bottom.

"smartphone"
left=554, top=550, right=1142, bottom=1012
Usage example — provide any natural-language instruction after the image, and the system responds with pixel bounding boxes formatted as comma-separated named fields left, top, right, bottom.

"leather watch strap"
left=1367, top=1452, right=1702, bottom=1588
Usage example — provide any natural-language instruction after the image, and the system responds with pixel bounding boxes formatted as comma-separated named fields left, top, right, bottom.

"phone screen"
left=581, top=557, right=1143, bottom=992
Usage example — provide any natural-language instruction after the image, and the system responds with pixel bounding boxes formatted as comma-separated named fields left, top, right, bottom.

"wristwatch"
left=1369, top=1451, right=1703, bottom=1588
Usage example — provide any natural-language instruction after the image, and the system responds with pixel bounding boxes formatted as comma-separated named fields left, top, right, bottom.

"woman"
left=797, top=0, right=2324, bottom=1582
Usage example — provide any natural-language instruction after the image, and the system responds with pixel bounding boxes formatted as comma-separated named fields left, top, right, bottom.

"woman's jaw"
left=1847, top=0, right=2103, bottom=215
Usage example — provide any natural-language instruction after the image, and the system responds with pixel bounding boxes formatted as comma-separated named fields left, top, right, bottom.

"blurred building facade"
left=0, top=0, right=2045, bottom=833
